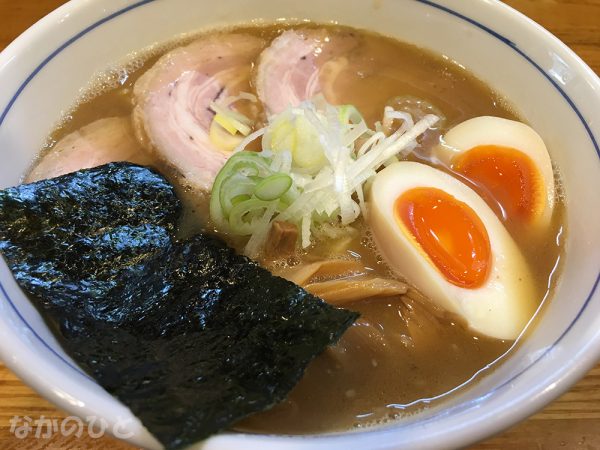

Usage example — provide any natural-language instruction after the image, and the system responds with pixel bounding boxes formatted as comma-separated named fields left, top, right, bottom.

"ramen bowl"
left=0, top=0, right=599, bottom=449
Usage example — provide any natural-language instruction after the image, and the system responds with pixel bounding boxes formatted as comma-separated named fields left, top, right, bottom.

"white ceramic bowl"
left=1, top=1, right=599, bottom=449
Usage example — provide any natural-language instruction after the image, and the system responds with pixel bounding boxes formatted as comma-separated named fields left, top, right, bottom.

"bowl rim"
left=0, top=0, right=599, bottom=448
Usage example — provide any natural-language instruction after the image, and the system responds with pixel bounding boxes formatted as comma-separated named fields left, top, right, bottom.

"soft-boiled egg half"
left=369, top=161, right=536, bottom=340
left=437, top=116, right=555, bottom=230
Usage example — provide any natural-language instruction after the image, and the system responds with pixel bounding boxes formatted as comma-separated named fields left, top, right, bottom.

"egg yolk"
left=395, top=187, right=491, bottom=288
left=452, top=145, right=543, bottom=223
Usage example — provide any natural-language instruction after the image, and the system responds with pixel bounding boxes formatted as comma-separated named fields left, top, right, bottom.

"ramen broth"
left=35, top=24, right=564, bottom=434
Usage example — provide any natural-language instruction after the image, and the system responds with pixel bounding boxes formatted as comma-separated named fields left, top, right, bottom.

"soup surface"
left=34, top=24, right=564, bottom=434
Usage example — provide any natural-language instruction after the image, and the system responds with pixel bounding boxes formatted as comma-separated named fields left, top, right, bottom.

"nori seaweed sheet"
left=0, top=163, right=358, bottom=449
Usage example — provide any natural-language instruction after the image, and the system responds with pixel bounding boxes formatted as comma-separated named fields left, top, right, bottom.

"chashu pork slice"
left=133, top=34, right=265, bottom=192
left=255, top=29, right=358, bottom=117
left=27, top=117, right=151, bottom=183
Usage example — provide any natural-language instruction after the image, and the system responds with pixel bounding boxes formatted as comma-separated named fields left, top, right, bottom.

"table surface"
left=1, top=0, right=599, bottom=449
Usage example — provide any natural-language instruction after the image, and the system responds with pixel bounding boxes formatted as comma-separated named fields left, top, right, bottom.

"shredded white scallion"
left=244, top=203, right=278, bottom=258
left=301, top=213, right=312, bottom=249
left=208, top=92, right=257, bottom=138
left=211, top=96, right=440, bottom=256
left=233, top=128, right=266, bottom=153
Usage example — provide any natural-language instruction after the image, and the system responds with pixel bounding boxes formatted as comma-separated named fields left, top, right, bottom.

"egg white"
left=438, top=116, right=555, bottom=229
left=369, top=161, right=537, bottom=340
